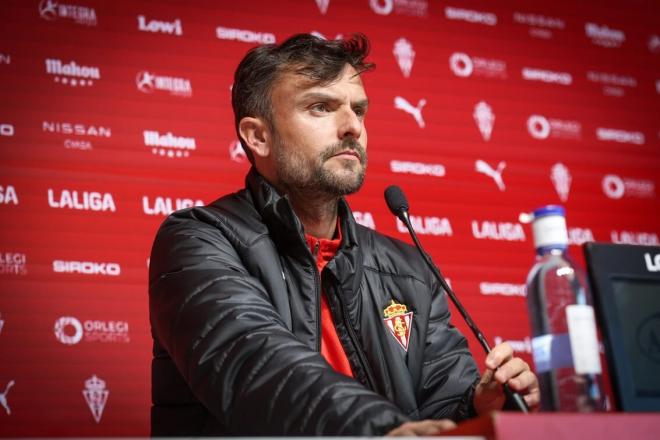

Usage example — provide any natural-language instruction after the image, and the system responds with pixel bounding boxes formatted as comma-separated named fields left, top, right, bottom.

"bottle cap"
left=522, top=205, right=568, bottom=253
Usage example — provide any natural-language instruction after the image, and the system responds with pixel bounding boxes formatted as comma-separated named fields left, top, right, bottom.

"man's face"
left=267, top=64, right=369, bottom=196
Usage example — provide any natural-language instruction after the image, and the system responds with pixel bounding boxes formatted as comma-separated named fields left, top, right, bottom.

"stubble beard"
left=274, top=135, right=368, bottom=197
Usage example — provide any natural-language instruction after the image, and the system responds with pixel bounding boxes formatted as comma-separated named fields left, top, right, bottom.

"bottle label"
left=566, top=305, right=602, bottom=374
left=531, top=333, right=573, bottom=373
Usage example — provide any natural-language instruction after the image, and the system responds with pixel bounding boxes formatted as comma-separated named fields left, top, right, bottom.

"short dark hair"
left=231, top=33, right=375, bottom=164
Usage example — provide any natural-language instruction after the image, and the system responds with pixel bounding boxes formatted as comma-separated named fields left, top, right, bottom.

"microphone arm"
left=387, top=187, right=529, bottom=413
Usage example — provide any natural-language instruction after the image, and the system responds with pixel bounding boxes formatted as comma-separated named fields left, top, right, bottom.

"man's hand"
left=473, top=342, right=540, bottom=414
left=387, top=419, right=457, bottom=436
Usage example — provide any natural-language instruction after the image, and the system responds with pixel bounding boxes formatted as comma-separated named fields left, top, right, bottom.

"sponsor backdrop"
left=1, top=0, right=658, bottom=435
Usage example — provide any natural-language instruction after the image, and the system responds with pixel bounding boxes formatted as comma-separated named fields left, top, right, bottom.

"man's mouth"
left=332, top=150, right=361, bottom=161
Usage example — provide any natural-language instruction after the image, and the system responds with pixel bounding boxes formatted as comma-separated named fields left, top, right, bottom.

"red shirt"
left=304, top=224, right=354, bottom=378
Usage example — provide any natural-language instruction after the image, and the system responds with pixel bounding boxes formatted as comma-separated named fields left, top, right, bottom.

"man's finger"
left=507, top=369, right=536, bottom=391
left=485, top=342, right=514, bottom=370
left=494, top=357, right=529, bottom=384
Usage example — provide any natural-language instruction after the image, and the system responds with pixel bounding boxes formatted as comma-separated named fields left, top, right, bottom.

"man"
left=149, top=33, right=539, bottom=436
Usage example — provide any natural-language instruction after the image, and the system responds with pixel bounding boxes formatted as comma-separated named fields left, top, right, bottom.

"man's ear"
left=238, top=117, right=271, bottom=159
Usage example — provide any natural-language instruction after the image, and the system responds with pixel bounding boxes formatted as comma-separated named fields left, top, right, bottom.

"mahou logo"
left=0, top=184, right=19, bottom=205
left=585, top=22, right=625, bottom=48
left=393, top=37, right=415, bottom=78
left=136, top=71, right=192, bottom=97
left=142, top=195, right=204, bottom=216
left=54, top=316, right=130, bottom=345
left=39, top=0, right=97, bottom=26
left=602, top=174, right=655, bottom=199
left=449, top=52, right=507, bottom=79
left=369, top=0, right=428, bottom=17
left=45, top=58, right=100, bottom=87
left=83, top=375, right=108, bottom=423
left=143, top=130, right=196, bottom=158
left=527, top=115, right=581, bottom=140
left=48, top=188, right=116, bottom=212
left=0, top=251, right=27, bottom=276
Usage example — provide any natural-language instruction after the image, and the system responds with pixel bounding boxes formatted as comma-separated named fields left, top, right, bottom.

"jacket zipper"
left=311, top=242, right=322, bottom=352
left=329, top=278, right=378, bottom=392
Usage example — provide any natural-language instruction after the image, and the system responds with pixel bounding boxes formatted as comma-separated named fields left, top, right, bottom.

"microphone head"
left=384, top=185, right=409, bottom=217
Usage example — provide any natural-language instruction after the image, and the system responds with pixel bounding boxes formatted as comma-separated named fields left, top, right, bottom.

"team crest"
left=383, top=300, right=413, bottom=351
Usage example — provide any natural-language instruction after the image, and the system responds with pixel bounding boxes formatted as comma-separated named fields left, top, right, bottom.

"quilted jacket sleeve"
left=416, top=277, right=481, bottom=421
left=149, top=211, right=411, bottom=435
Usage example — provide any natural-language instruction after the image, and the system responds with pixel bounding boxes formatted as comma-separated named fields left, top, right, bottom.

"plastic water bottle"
left=523, top=206, right=606, bottom=412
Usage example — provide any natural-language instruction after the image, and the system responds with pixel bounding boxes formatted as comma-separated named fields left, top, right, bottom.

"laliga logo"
left=645, top=253, right=660, bottom=272
left=54, top=316, right=83, bottom=345
left=449, top=53, right=473, bottom=77
left=370, top=0, right=393, bottom=15
left=527, top=115, right=551, bottom=139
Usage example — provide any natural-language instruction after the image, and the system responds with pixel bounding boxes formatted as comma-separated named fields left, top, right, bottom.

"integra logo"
left=645, top=253, right=660, bottom=272
left=136, top=71, right=192, bottom=97
left=45, top=58, right=100, bottom=87
left=53, top=260, right=121, bottom=276
left=47, top=189, right=116, bottom=212
left=38, top=0, right=97, bottom=26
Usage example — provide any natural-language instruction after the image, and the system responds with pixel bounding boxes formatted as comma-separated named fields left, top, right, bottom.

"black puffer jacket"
left=149, top=168, right=479, bottom=436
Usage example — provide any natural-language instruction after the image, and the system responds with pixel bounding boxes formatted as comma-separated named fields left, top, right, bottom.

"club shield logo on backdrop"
left=383, top=300, right=413, bottom=351
left=83, top=375, right=108, bottom=423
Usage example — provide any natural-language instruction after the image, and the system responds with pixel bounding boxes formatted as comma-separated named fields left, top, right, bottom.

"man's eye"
left=311, top=103, right=328, bottom=112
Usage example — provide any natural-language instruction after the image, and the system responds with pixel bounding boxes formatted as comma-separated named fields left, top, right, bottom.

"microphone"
left=384, top=185, right=529, bottom=413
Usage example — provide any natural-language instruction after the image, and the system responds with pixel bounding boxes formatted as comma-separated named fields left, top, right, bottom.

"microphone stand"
left=395, top=201, right=529, bottom=413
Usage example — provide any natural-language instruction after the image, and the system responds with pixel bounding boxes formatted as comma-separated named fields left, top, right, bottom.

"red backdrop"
left=1, top=0, right=658, bottom=435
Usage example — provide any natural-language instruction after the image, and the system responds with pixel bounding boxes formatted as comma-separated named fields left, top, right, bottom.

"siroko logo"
left=143, top=130, right=196, bottom=158
left=54, top=316, right=130, bottom=345
left=52, top=260, right=121, bottom=276
left=83, top=375, right=109, bottom=424
left=473, top=101, right=494, bottom=141
left=142, top=195, right=204, bottom=216
left=390, top=160, right=445, bottom=177
left=369, top=0, right=428, bottom=17
left=611, top=230, right=659, bottom=246
left=216, top=26, right=276, bottom=44
left=38, top=0, right=97, bottom=26
left=0, top=252, right=27, bottom=276
left=521, top=67, right=572, bottom=85
left=0, top=185, right=19, bottom=205
left=585, top=22, right=625, bottom=48
left=527, top=115, right=581, bottom=140
left=394, top=96, right=426, bottom=128
left=137, top=15, right=182, bottom=36
left=48, top=188, right=116, bottom=211
left=449, top=52, right=506, bottom=79
left=397, top=216, right=453, bottom=237
left=472, top=220, right=526, bottom=241
left=45, top=58, right=100, bottom=87
left=353, top=211, right=376, bottom=230
left=136, top=70, right=192, bottom=97
left=445, top=6, right=496, bottom=26
left=602, top=174, right=655, bottom=199
left=596, top=127, right=645, bottom=145
left=480, top=282, right=526, bottom=297
left=393, top=37, right=415, bottom=78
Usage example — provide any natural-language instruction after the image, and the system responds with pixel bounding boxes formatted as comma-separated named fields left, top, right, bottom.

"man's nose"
left=338, top=107, right=363, bottom=140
